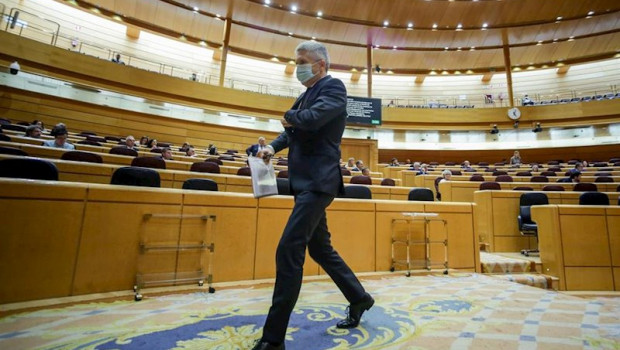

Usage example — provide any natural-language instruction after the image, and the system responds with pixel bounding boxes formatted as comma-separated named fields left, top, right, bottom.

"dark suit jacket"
left=246, top=144, right=262, bottom=156
left=270, top=75, right=346, bottom=196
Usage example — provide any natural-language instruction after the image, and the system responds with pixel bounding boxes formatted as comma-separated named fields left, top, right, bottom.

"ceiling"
left=80, top=0, right=620, bottom=73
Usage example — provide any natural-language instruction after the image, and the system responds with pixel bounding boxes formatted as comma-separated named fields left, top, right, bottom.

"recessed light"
left=456, top=23, right=463, bottom=29
left=432, top=23, right=438, bottom=29
left=264, top=0, right=271, bottom=4
left=291, top=4, right=297, bottom=12
left=587, top=10, right=594, bottom=15
left=444, top=47, right=449, bottom=50
left=407, top=22, right=413, bottom=28
left=556, top=16, right=562, bottom=21
left=317, top=11, right=323, bottom=17
left=482, top=23, right=488, bottom=28
left=383, top=20, right=389, bottom=26
left=193, top=6, right=199, bottom=11
left=393, top=46, right=398, bottom=49
left=288, top=32, right=293, bottom=36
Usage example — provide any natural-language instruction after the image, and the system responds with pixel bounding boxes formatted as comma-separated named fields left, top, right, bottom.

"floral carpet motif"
left=1, top=274, right=619, bottom=349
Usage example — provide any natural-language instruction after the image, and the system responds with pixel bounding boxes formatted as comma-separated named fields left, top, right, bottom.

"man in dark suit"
left=252, top=41, right=373, bottom=350
left=246, top=136, right=267, bottom=156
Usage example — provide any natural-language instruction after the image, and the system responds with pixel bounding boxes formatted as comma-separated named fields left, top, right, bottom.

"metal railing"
left=5, top=7, right=59, bottom=45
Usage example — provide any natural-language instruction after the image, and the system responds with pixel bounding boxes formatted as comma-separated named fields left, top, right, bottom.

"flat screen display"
left=346, top=96, right=382, bottom=126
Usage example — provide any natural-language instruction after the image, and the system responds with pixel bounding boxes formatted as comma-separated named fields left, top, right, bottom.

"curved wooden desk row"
left=439, top=180, right=620, bottom=203
left=0, top=178, right=478, bottom=304
left=531, top=205, right=620, bottom=291
left=389, top=168, right=620, bottom=186
left=473, top=190, right=620, bottom=254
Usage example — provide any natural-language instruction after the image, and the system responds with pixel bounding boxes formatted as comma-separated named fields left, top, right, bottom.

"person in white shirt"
left=42, top=124, right=75, bottom=150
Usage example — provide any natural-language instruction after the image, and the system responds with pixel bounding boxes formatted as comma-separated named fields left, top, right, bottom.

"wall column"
left=366, top=43, right=373, bottom=98
left=218, top=17, right=232, bottom=87
left=502, top=29, right=515, bottom=107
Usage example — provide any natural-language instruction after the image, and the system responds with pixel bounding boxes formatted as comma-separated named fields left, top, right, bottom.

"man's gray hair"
left=295, top=41, right=330, bottom=71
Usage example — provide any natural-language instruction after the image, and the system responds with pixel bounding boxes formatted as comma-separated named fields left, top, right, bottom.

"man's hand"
left=257, top=148, right=274, bottom=165
left=281, top=118, right=293, bottom=128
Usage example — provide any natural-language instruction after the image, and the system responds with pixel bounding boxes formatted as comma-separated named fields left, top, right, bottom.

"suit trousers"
left=261, top=190, right=367, bottom=344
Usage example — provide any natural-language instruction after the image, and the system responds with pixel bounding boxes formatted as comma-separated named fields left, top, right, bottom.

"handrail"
left=6, top=7, right=60, bottom=45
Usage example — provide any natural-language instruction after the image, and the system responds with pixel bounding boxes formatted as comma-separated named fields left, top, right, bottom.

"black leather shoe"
left=251, top=340, right=285, bottom=350
left=336, top=294, right=375, bottom=329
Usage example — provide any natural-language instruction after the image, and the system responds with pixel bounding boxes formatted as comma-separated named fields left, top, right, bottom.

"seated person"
left=404, top=159, right=412, bottom=165
left=522, top=95, right=534, bottom=106
left=388, top=158, right=400, bottom=166
left=417, top=163, right=429, bottom=175
left=570, top=171, right=581, bottom=183
left=568, top=163, right=583, bottom=174
left=461, top=160, right=474, bottom=171
left=147, top=139, right=158, bottom=149
left=160, top=147, right=173, bottom=160
left=111, top=53, right=125, bottom=65
left=31, top=119, right=45, bottom=131
left=439, top=169, right=452, bottom=183
left=531, top=163, right=539, bottom=172
left=410, top=162, right=421, bottom=172
left=246, top=137, right=267, bottom=156
left=185, top=147, right=196, bottom=157
left=510, top=151, right=521, bottom=165
left=122, top=135, right=138, bottom=150
left=42, top=124, right=75, bottom=150
left=25, top=125, right=42, bottom=138
left=139, top=136, right=149, bottom=147
left=361, top=167, right=371, bottom=176
left=346, top=157, right=356, bottom=168
left=352, top=160, right=364, bottom=172
left=179, top=142, right=191, bottom=152
left=207, top=144, right=218, bottom=155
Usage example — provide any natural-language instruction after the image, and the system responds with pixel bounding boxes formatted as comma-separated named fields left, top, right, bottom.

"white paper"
left=248, top=156, right=278, bottom=198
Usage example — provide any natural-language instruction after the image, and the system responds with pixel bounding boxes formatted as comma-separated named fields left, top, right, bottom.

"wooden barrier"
left=0, top=178, right=479, bottom=303
left=474, top=190, right=620, bottom=253
left=532, top=205, right=620, bottom=291
left=442, top=180, right=619, bottom=203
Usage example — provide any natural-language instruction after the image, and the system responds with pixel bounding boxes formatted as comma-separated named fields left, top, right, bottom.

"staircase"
left=480, top=252, right=559, bottom=290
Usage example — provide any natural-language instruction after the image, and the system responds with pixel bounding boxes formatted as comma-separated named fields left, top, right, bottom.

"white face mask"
left=296, top=61, right=319, bottom=84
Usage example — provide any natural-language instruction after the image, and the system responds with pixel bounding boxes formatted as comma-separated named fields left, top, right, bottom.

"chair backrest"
left=0, top=158, right=59, bottom=180
left=77, top=140, right=101, bottom=146
left=579, top=192, right=609, bottom=205
left=341, top=168, right=351, bottom=176
left=547, top=160, right=559, bottom=165
left=182, top=178, right=218, bottom=191
left=0, top=134, right=11, bottom=142
left=78, top=131, right=97, bottom=137
left=86, top=135, right=106, bottom=143
left=542, top=185, right=565, bottom=191
left=190, top=161, right=220, bottom=174
left=450, top=170, right=462, bottom=176
left=469, top=174, right=484, bottom=181
left=520, top=192, right=549, bottom=206
left=131, top=156, right=166, bottom=169
left=105, top=136, right=122, bottom=142
left=540, top=171, right=556, bottom=177
left=408, top=188, right=434, bottom=201
left=109, top=146, right=138, bottom=157
left=111, top=166, right=160, bottom=187
left=512, top=186, right=533, bottom=191
left=205, top=158, right=223, bottom=165
left=276, top=178, right=291, bottom=195
left=341, top=185, right=372, bottom=199
left=237, top=166, right=251, bottom=176
left=0, top=146, right=27, bottom=156
left=225, top=149, right=238, bottom=154
left=434, top=177, right=443, bottom=200
left=492, top=171, right=508, bottom=176
left=573, top=183, right=597, bottom=192
left=477, top=162, right=489, bottom=166
left=593, top=162, right=608, bottom=167
left=276, top=160, right=288, bottom=166
left=350, top=175, right=372, bottom=185
left=516, top=171, right=532, bottom=176
left=547, top=167, right=562, bottom=172
left=277, top=170, right=289, bottom=178
left=494, top=162, right=505, bottom=166
left=218, top=155, right=235, bottom=161
left=479, top=181, right=501, bottom=190
left=2, top=124, right=27, bottom=132
left=61, top=150, right=103, bottom=164
left=150, top=148, right=163, bottom=153
left=594, top=172, right=612, bottom=177
left=530, top=176, right=549, bottom=183
left=380, top=178, right=396, bottom=186
left=495, top=175, right=513, bottom=182
left=594, top=176, right=613, bottom=183
left=444, top=162, right=456, bottom=166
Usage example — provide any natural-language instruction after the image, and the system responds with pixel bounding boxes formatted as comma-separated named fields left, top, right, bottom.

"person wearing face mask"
left=252, top=41, right=373, bottom=350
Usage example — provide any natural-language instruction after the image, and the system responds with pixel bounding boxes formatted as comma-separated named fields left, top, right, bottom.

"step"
left=490, top=273, right=559, bottom=290
left=480, top=252, right=538, bottom=274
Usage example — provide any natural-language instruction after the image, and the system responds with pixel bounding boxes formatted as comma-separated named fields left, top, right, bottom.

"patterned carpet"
left=1, top=274, right=619, bottom=350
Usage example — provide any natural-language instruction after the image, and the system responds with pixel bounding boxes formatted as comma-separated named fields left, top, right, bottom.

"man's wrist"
left=266, top=145, right=275, bottom=154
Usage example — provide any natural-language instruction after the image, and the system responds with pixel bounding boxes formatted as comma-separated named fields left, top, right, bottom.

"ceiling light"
left=587, top=10, right=594, bottom=15
left=317, top=11, right=323, bottom=17
left=407, top=22, right=413, bottom=28
left=444, top=46, right=449, bottom=50
left=288, top=32, right=293, bottom=36
left=291, top=4, right=297, bottom=12
left=482, top=23, right=488, bottom=28
left=537, top=40, right=543, bottom=45
left=383, top=20, right=389, bottom=26
left=264, top=0, right=271, bottom=4
left=193, top=6, right=199, bottom=11
left=432, top=23, right=438, bottom=29
left=568, top=36, right=575, bottom=41
left=393, top=46, right=398, bottom=49
left=556, top=16, right=562, bottom=21
left=456, top=23, right=463, bottom=29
